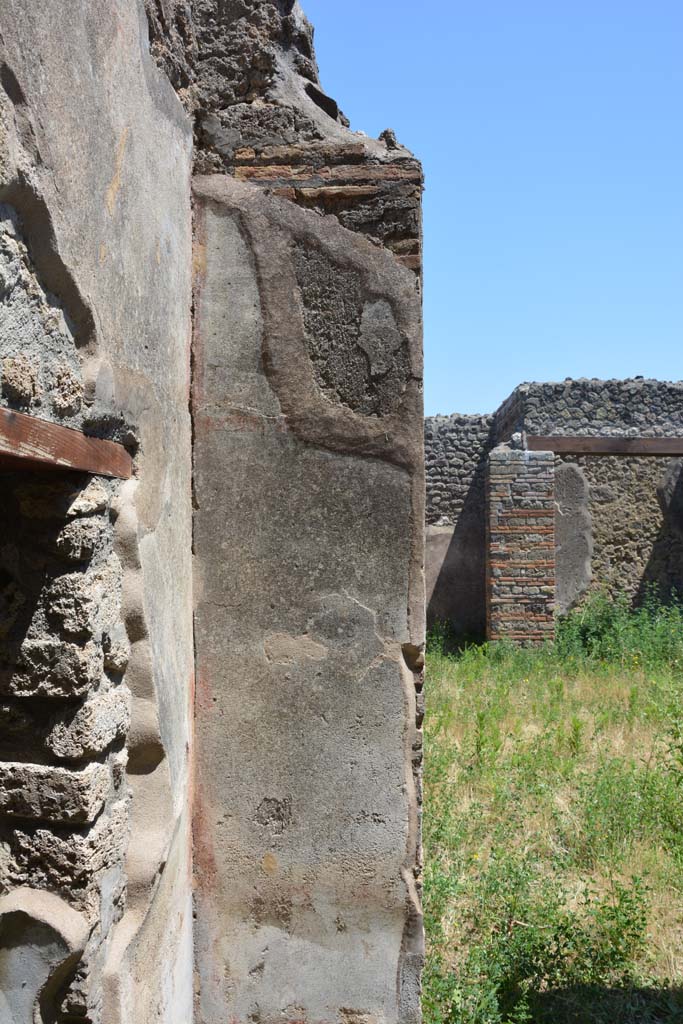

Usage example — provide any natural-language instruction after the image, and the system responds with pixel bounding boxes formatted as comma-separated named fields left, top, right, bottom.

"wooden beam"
left=0, top=407, right=132, bottom=479
left=526, top=435, right=683, bottom=456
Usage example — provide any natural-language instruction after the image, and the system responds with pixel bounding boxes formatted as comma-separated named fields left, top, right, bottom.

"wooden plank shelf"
left=526, top=435, right=683, bottom=457
left=0, top=407, right=132, bottom=479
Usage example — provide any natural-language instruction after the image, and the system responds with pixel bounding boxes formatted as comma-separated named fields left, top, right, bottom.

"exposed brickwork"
left=188, top=1, right=424, bottom=275
left=486, top=446, right=555, bottom=643
left=231, top=141, right=423, bottom=270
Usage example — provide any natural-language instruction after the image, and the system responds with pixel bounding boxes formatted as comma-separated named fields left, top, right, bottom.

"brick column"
left=486, top=445, right=556, bottom=643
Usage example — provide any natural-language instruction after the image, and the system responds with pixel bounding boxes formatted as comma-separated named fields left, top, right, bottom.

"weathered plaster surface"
left=554, top=462, right=592, bottom=613
left=192, top=177, right=424, bottom=1023
left=559, top=455, right=683, bottom=603
left=0, top=2, right=194, bottom=1020
left=0, top=3, right=425, bottom=1020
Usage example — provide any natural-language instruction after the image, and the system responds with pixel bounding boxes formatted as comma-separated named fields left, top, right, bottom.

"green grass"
left=423, top=593, right=683, bottom=1023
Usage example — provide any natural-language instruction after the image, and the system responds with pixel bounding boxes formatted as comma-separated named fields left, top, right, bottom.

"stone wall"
left=507, top=378, right=683, bottom=437
left=486, top=446, right=556, bottom=643
left=426, top=379, right=683, bottom=640
left=525, top=381, right=683, bottom=608
left=424, top=415, right=494, bottom=637
left=188, top=2, right=425, bottom=1022
left=0, top=472, right=129, bottom=1023
left=425, top=415, right=495, bottom=528
left=558, top=454, right=683, bottom=603
left=191, top=1, right=423, bottom=275
left=0, top=3, right=194, bottom=1021
left=424, top=380, right=683, bottom=526
left=190, top=4, right=425, bottom=1012
left=0, top=193, right=132, bottom=1022
left=0, top=4, right=424, bottom=1022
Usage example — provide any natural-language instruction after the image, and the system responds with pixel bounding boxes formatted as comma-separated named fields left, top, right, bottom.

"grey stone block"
left=0, top=761, right=111, bottom=823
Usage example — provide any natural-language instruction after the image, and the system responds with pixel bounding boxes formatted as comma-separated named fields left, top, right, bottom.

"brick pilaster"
left=486, top=445, right=556, bottom=643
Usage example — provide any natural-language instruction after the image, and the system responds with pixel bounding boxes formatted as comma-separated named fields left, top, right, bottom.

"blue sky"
left=303, top=1, right=683, bottom=416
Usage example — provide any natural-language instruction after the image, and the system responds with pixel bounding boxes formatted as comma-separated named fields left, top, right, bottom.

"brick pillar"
left=486, top=445, right=556, bottom=643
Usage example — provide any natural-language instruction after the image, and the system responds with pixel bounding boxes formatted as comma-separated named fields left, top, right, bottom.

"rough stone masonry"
left=0, top=4, right=425, bottom=1024
left=426, top=379, right=683, bottom=643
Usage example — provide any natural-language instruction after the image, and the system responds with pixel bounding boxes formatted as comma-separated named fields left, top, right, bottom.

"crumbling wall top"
left=503, top=378, right=683, bottom=438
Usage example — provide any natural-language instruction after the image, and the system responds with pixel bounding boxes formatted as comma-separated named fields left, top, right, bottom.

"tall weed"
left=424, top=592, right=683, bottom=1023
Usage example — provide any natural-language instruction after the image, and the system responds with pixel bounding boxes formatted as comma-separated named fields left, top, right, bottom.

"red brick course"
left=486, top=447, right=556, bottom=644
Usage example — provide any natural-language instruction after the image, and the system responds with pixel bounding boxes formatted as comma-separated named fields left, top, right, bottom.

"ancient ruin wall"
left=0, top=205, right=131, bottom=1024
left=557, top=454, right=683, bottom=603
left=514, top=378, right=683, bottom=437
left=424, top=414, right=494, bottom=637
left=514, top=381, right=683, bottom=605
left=425, top=415, right=495, bottom=528
left=193, top=183, right=424, bottom=1021
left=0, top=472, right=129, bottom=1023
left=188, top=1, right=423, bottom=273
left=427, top=380, right=683, bottom=637
left=519, top=384, right=683, bottom=606
left=0, top=3, right=194, bottom=1021
left=191, top=4, right=425, bottom=1020
left=0, top=3, right=425, bottom=1021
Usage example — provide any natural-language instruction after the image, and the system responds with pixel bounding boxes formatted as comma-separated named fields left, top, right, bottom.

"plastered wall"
left=0, top=3, right=194, bottom=1021
left=0, top=3, right=426, bottom=1022
left=191, top=161, right=424, bottom=1024
left=187, top=6, right=426, bottom=1017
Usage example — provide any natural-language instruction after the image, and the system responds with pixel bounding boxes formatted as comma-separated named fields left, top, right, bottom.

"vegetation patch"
left=424, top=593, right=683, bottom=1023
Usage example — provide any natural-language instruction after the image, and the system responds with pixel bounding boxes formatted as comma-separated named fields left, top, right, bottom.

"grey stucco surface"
left=192, top=179, right=424, bottom=1024
left=554, top=462, right=592, bottom=614
left=0, top=2, right=194, bottom=1020
left=0, top=3, right=426, bottom=1019
left=0, top=898, right=86, bottom=1024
